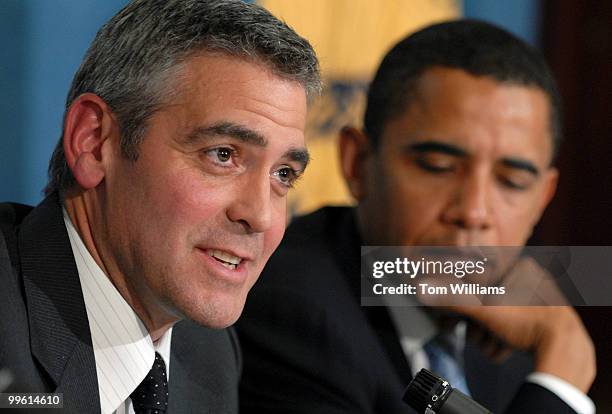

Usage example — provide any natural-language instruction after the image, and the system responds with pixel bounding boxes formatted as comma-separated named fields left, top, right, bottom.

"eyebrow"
left=184, top=121, right=267, bottom=147
left=500, top=158, right=540, bottom=176
left=285, top=148, right=310, bottom=172
left=405, top=141, right=467, bottom=157
left=406, top=140, right=540, bottom=176
left=184, top=121, right=310, bottom=171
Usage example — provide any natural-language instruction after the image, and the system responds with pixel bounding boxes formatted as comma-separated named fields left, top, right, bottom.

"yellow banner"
left=261, top=0, right=461, bottom=216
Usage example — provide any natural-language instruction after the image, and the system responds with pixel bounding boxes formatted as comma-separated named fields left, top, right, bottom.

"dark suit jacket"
left=236, top=206, right=577, bottom=413
left=0, top=194, right=241, bottom=413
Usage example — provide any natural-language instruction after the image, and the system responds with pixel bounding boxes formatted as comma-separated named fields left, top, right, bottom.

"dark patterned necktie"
left=130, top=352, right=169, bottom=413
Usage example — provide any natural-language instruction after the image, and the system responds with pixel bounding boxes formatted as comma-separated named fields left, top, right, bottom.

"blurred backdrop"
left=1, top=0, right=610, bottom=410
left=0, top=0, right=543, bottom=208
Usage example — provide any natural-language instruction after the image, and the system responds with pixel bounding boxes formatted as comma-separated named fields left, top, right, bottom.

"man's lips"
left=195, top=247, right=253, bottom=271
left=194, top=247, right=253, bottom=285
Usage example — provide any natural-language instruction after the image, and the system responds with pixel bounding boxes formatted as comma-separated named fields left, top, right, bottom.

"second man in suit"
left=237, top=20, right=595, bottom=414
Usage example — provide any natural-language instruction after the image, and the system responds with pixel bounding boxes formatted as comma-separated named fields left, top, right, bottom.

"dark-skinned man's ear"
left=338, top=126, right=371, bottom=201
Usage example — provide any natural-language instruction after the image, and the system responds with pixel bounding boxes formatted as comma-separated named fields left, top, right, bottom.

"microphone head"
left=403, top=369, right=451, bottom=413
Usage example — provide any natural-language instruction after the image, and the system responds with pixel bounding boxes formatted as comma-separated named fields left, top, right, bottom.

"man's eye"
left=215, top=148, right=232, bottom=162
left=272, top=166, right=299, bottom=187
left=498, top=175, right=531, bottom=191
left=496, top=168, right=535, bottom=191
left=205, top=147, right=235, bottom=164
left=414, top=155, right=456, bottom=173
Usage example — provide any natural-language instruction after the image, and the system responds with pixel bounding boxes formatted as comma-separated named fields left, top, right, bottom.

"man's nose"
left=226, top=173, right=273, bottom=233
left=441, top=171, right=493, bottom=231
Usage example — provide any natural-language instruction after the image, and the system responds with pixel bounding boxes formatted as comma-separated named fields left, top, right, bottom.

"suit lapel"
left=332, top=208, right=414, bottom=385
left=18, top=194, right=100, bottom=413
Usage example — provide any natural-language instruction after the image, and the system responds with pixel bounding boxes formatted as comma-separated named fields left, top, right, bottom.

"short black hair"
left=364, top=19, right=562, bottom=158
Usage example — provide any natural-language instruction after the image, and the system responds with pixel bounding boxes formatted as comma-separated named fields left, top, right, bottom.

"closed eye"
left=497, top=173, right=534, bottom=191
left=414, top=154, right=458, bottom=173
left=496, top=162, right=538, bottom=191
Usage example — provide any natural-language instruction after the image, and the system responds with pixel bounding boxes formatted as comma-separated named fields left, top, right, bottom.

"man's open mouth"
left=205, top=249, right=243, bottom=270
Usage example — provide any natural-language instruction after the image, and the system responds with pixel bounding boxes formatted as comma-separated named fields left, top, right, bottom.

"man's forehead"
left=383, top=67, right=554, bottom=165
left=156, top=54, right=304, bottom=121
left=412, top=67, right=550, bottom=120
left=162, top=54, right=308, bottom=132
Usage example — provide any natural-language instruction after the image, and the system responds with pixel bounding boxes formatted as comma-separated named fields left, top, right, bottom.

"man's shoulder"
left=0, top=201, right=34, bottom=253
left=0, top=201, right=34, bottom=281
left=260, top=206, right=358, bottom=291
left=0, top=199, right=34, bottom=272
left=283, top=205, right=355, bottom=245
left=0, top=195, right=66, bottom=276
left=0, top=201, right=34, bottom=225
left=0, top=201, right=45, bottom=393
left=245, top=205, right=363, bottom=330
left=271, top=205, right=356, bottom=266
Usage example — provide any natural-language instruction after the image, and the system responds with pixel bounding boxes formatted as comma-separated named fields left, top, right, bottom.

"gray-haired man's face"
left=98, top=54, right=308, bottom=328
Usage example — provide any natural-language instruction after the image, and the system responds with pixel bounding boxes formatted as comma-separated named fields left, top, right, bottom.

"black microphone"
left=403, top=369, right=492, bottom=414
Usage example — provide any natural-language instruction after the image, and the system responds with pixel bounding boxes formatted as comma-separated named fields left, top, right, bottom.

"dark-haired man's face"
left=349, top=67, right=558, bottom=247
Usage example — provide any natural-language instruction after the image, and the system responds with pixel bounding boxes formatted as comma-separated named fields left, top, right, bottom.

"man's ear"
left=63, top=93, right=117, bottom=190
left=529, top=167, right=559, bottom=231
left=538, top=167, right=559, bottom=216
left=339, top=126, right=371, bottom=200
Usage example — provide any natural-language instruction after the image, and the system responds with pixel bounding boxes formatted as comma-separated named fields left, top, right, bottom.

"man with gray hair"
left=0, top=0, right=319, bottom=412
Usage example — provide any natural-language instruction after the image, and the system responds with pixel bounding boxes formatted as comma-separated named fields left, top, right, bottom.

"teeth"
left=220, top=262, right=237, bottom=270
left=206, top=249, right=242, bottom=267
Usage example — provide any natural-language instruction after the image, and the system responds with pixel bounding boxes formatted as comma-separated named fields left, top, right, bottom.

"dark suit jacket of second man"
left=236, top=207, right=578, bottom=414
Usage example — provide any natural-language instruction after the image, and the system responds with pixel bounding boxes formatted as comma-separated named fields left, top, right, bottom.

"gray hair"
left=45, top=0, right=321, bottom=196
